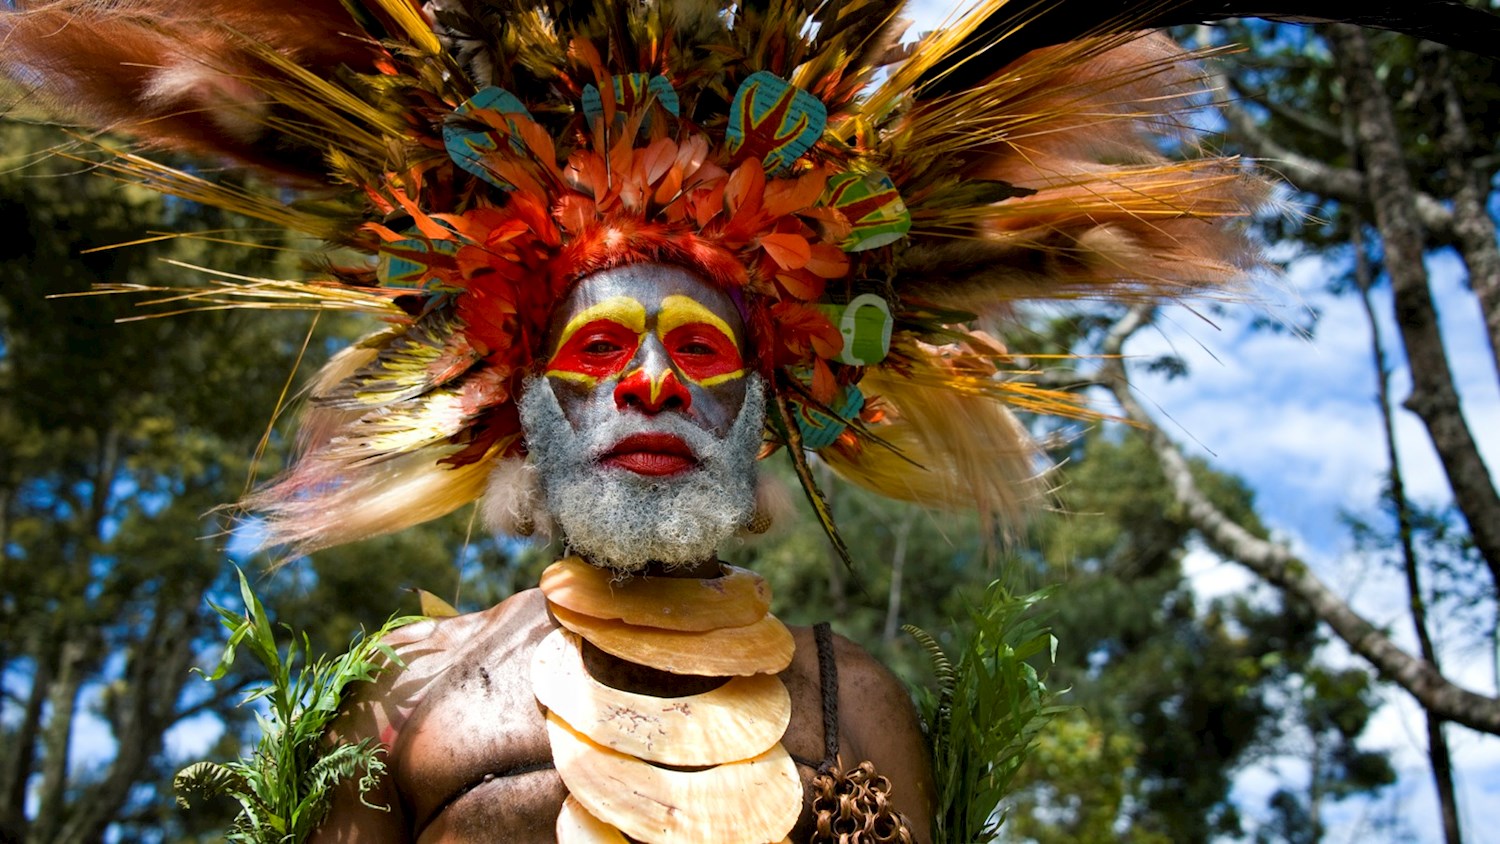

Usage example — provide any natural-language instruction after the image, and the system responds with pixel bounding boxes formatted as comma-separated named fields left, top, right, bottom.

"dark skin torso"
left=310, top=588, right=936, bottom=843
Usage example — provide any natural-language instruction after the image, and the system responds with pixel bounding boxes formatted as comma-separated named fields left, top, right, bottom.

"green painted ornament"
left=823, top=171, right=911, bottom=252
left=817, top=294, right=893, bottom=366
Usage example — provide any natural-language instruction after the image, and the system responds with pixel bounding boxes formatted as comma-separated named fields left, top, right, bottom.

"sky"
left=1126, top=253, right=1500, bottom=842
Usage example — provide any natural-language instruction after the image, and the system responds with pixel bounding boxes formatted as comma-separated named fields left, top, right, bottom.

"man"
left=310, top=263, right=935, bottom=843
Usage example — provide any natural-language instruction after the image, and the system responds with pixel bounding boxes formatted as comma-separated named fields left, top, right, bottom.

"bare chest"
left=388, top=602, right=835, bottom=843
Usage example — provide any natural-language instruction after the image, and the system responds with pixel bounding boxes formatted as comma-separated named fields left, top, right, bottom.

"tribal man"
left=310, top=263, right=934, bottom=842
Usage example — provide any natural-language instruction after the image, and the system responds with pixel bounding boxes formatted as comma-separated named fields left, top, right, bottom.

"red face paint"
left=546, top=318, right=642, bottom=381
left=661, top=324, right=744, bottom=383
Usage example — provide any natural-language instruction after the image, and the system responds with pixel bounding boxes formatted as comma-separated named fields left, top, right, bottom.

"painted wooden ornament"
left=546, top=713, right=803, bottom=844
left=556, top=795, right=630, bottom=844
left=725, top=71, right=826, bottom=174
left=376, top=235, right=461, bottom=291
left=823, top=171, right=911, bottom=252
left=793, top=384, right=865, bottom=450
left=532, top=629, right=791, bottom=765
left=582, top=74, right=680, bottom=126
left=548, top=604, right=794, bottom=676
left=539, top=557, right=771, bottom=631
left=818, top=293, right=894, bottom=366
left=443, top=87, right=534, bottom=189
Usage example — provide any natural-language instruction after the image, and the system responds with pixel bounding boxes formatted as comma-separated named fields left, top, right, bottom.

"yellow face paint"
left=549, top=296, right=647, bottom=358
left=658, top=295, right=739, bottom=345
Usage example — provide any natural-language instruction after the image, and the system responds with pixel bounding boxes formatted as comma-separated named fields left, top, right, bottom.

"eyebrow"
left=657, top=294, right=739, bottom=343
left=551, top=296, right=647, bottom=354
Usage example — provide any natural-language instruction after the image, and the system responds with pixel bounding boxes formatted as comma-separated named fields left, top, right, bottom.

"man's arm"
left=832, top=635, right=937, bottom=844
left=309, top=618, right=452, bottom=844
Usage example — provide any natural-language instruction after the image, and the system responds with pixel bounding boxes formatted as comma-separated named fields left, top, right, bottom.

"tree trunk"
left=0, top=633, right=51, bottom=842
left=1327, top=24, right=1500, bottom=589
left=53, top=588, right=203, bottom=844
left=30, top=637, right=87, bottom=844
left=1353, top=220, right=1464, bottom=844
left=882, top=515, right=914, bottom=644
left=1425, top=46, right=1500, bottom=386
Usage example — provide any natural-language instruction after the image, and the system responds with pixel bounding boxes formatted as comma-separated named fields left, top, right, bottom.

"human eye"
left=583, top=336, right=624, bottom=355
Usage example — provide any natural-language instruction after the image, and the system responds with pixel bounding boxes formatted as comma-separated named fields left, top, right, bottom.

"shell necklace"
left=534, top=557, right=801, bottom=844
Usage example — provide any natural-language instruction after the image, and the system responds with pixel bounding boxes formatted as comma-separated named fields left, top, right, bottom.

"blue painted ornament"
left=581, top=74, right=679, bottom=127
left=725, top=71, right=826, bottom=174
left=443, top=87, right=534, bottom=190
left=794, top=384, right=865, bottom=450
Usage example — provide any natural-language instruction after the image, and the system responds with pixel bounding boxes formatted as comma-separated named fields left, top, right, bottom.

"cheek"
left=545, top=374, right=616, bottom=430
left=684, top=378, right=750, bottom=437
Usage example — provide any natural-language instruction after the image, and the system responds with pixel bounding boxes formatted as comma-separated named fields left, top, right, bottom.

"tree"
left=997, top=433, right=1393, bottom=843
left=1025, top=21, right=1500, bottom=840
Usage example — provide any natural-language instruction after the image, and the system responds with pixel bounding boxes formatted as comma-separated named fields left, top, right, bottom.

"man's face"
left=518, top=264, right=763, bottom=572
left=542, top=263, right=751, bottom=451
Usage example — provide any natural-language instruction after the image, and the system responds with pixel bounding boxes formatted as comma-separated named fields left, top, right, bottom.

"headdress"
left=6, top=0, right=1495, bottom=559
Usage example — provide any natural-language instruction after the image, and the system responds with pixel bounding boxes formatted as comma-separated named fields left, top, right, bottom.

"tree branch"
left=1329, top=24, right=1500, bottom=589
left=1209, top=68, right=1457, bottom=240
left=1097, top=304, right=1500, bottom=736
left=1426, top=43, right=1500, bottom=386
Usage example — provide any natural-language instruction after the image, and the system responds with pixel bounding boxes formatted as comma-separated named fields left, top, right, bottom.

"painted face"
left=541, top=264, right=750, bottom=476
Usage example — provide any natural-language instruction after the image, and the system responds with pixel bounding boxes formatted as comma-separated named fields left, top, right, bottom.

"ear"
left=481, top=457, right=555, bottom=539
left=739, top=471, right=794, bottom=537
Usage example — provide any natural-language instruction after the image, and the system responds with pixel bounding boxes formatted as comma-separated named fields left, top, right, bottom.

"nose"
left=613, top=345, right=693, bottom=414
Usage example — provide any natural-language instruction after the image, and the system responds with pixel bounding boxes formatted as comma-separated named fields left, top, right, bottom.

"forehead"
left=549, top=264, right=742, bottom=332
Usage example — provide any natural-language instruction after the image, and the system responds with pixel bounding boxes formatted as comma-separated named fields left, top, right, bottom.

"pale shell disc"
left=547, top=713, right=803, bottom=844
left=556, top=794, right=629, bottom=843
left=532, top=628, right=791, bottom=765
left=549, top=603, right=794, bottom=676
left=540, top=557, right=771, bottom=631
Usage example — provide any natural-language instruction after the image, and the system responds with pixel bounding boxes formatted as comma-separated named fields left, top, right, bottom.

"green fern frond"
left=907, top=583, right=1066, bottom=844
left=175, top=761, right=248, bottom=808
left=177, top=567, right=418, bottom=843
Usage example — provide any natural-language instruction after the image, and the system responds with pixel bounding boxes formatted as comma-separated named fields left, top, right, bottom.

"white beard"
left=517, top=374, right=764, bottom=573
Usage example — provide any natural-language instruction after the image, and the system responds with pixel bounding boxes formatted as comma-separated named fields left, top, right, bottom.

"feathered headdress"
left=5, top=0, right=1495, bottom=559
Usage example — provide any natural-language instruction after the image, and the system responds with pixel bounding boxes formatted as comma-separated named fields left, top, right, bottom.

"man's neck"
left=587, top=556, right=724, bottom=579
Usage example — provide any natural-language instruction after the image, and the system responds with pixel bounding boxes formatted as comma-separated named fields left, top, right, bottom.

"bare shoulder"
left=791, top=626, right=936, bottom=844
left=333, top=589, right=549, bottom=736
left=310, top=589, right=553, bottom=844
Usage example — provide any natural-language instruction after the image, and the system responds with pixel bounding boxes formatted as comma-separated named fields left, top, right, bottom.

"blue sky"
left=1125, top=252, right=1500, bottom=842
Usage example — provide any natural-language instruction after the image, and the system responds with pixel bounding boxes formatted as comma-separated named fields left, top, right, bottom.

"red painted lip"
left=601, top=433, right=699, bottom=476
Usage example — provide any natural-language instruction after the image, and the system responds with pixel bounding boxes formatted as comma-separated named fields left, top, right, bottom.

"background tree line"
left=2, top=17, right=1497, bottom=844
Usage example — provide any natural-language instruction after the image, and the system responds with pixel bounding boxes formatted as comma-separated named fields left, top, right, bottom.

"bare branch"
left=1209, top=68, right=1457, bottom=240
left=1329, top=24, right=1500, bottom=587
left=1095, top=305, right=1500, bottom=735
left=1425, top=43, right=1500, bottom=385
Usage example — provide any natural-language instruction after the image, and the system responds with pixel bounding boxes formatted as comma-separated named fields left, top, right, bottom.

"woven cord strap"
left=813, top=621, right=839, bottom=775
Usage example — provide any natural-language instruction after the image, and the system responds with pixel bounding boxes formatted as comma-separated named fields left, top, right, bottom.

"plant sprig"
left=176, top=568, right=420, bottom=843
left=906, top=583, right=1068, bottom=844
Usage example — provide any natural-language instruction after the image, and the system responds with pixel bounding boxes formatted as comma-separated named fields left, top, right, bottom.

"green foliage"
left=175, top=568, right=418, bottom=843
left=907, top=584, right=1065, bottom=844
